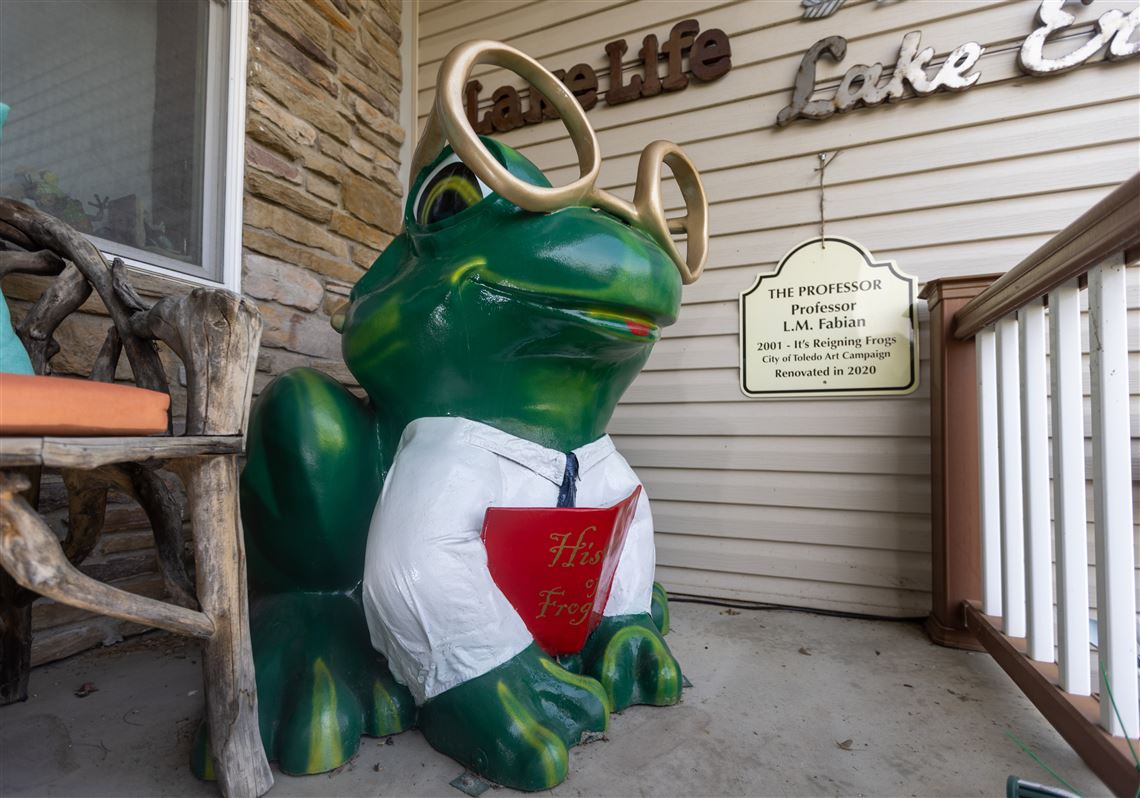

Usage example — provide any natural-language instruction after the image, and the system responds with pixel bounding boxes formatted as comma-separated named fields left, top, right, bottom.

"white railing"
left=974, top=258, right=1136, bottom=733
left=942, top=173, right=1140, bottom=795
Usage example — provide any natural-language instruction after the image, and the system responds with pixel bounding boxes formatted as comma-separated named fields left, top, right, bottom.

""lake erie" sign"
left=739, top=237, right=919, bottom=398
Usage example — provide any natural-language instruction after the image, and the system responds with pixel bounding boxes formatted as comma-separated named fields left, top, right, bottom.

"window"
left=0, top=0, right=246, bottom=288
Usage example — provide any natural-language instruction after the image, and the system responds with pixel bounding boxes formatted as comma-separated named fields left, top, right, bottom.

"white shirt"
left=362, top=416, right=655, bottom=703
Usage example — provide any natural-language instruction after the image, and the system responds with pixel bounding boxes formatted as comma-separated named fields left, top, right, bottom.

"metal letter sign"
left=778, top=1, right=1140, bottom=125
left=739, top=237, right=919, bottom=398
left=1019, top=0, right=1140, bottom=75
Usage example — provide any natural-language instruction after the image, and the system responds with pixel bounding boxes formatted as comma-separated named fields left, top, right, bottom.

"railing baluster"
left=977, top=327, right=1002, bottom=617
left=942, top=176, right=1140, bottom=791
left=1088, top=253, right=1138, bottom=737
left=1019, top=298, right=1053, bottom=661
left=996, top=313, right=1027, bottom=638
left=1048, top=279, right=1090, bottom=695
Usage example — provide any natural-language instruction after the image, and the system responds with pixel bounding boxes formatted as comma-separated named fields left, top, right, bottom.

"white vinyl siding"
left=416, top=0, right=1140, bottom=616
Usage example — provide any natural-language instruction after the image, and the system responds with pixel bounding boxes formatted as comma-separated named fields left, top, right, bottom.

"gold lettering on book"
left=547, top=527, right=605, bottom=568
left=537, top=587, right=593, bottom=626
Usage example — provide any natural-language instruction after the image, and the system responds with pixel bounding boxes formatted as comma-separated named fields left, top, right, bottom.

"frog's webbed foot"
left=580, top=607, right=682, bottom=712
left=191, top=592, right=417, bottom=779
left=419, top=643, right=608, bottom=791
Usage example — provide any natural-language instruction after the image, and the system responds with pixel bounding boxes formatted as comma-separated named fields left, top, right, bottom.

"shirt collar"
left=461, top=418, right=616, bottom=485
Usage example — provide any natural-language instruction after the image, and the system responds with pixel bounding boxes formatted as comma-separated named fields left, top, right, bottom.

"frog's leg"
left=240, top=367, right=387, bottom=594
left=419, top=643, right=609, bottom=791
left=578, top=591, right=683, bottom=712
left=191, top=368, right=415, bottom=780
left=249, top=592, right=416, bottom=775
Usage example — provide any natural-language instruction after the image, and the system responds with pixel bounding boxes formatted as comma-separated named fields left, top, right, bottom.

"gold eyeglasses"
left=410, top=40, right=709, bottom=285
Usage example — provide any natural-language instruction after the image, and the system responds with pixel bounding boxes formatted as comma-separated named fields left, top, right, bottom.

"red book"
left=482, top=487, right=641, bottom=656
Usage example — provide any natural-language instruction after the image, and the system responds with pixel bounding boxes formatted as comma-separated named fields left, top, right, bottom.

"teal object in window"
left=0, top=101, right=34, bottom=375
left=0, top=288, right=33, bottom=375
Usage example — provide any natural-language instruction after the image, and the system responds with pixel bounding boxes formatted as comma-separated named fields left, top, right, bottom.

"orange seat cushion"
left=0, top=374, right=169, bottom=436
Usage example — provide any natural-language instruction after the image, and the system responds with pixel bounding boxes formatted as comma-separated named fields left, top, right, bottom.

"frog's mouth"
left=471, top=278, right=662, bottom=343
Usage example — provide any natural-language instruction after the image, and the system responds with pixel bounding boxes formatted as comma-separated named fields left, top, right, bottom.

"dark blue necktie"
left=557, top=452, right=579, bottom=508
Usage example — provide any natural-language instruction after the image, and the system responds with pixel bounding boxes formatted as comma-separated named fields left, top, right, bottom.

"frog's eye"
left=413, top=153, right=490, bottom=226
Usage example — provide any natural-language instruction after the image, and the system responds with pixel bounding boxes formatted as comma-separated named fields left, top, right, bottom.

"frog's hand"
left=419, top=644, right=609, bottom=791
left=579, top=613, right=683, bottom=712
left=241, top=367, right=385, bottom=592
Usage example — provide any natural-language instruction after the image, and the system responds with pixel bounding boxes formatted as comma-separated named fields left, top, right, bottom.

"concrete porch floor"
left=0, top=602, right=1108, bottom=797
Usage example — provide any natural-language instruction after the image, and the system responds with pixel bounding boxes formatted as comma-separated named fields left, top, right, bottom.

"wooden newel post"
left=920, top=275, right=999, bottom=651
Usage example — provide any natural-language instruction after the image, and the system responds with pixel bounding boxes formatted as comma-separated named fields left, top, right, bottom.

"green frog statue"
left=206, top=41, right=709, bottom=791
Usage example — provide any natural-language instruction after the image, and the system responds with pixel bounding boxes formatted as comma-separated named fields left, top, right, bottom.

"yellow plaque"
left=739, top=236, right=919, bottom=398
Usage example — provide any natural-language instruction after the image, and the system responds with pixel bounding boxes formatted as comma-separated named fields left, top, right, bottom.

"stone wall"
left=243, top=0, right=404, bottom=393
left=12, top=0, right=405, bottom=667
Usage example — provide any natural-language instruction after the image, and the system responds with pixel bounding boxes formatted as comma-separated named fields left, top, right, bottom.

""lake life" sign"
left=739, top=237, right=919, bottom=398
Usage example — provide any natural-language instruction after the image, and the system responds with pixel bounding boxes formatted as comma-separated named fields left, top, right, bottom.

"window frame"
left=92, top=0, right=247, bottom=293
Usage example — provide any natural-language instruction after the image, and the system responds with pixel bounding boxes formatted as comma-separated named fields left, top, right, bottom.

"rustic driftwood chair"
left=0, top=198, right=272, bottom=798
